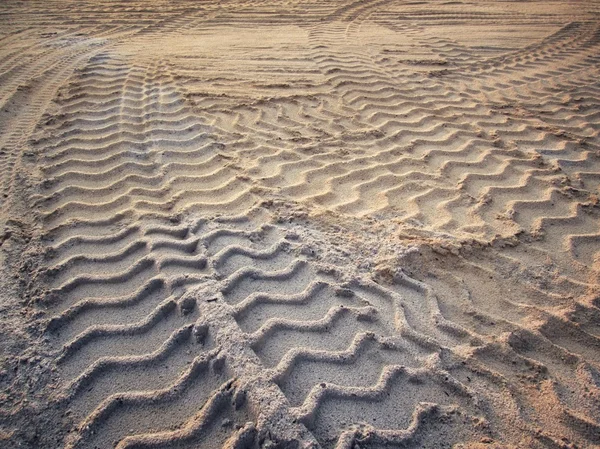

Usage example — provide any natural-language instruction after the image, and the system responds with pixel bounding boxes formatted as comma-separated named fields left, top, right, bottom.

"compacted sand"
left=0, top=1, right=599, bottom=448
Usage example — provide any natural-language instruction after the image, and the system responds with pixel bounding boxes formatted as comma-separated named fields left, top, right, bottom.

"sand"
left=0, top=1, right=599, bottom=448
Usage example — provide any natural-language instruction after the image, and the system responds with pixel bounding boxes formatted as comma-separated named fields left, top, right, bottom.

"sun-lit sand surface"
left=0, top=1, right=599, bottom=448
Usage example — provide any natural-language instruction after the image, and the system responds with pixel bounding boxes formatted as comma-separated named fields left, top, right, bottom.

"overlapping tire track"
left=176, top=5, right=600, bottom=277
left=4, top=1, right=599, bottom=448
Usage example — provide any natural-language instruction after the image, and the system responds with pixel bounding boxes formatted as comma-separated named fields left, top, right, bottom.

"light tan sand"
left=0, top=1, right=599, bottom=448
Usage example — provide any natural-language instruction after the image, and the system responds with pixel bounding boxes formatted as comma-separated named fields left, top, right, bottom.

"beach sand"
left=0, top=1, right=599, bottom=448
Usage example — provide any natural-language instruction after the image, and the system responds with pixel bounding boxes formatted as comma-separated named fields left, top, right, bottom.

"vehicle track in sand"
left=1, top=1, right=599, bottom=449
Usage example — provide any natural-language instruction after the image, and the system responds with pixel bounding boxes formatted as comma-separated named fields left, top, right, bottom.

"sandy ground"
left=0, top=1, right=599, bottom=448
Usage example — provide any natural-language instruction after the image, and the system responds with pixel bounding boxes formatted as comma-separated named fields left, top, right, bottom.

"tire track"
left=3, top=2, right=599, bottom=449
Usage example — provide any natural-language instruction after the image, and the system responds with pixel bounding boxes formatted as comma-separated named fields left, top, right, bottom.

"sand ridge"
left=0, top=1, right=599, bottom=448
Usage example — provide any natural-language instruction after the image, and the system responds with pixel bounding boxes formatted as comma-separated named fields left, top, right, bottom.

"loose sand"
left=0, top=1, right=599, bottom=448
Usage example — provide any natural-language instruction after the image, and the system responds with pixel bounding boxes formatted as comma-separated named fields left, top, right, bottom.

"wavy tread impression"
left=1, top=2, right=599, bottom=449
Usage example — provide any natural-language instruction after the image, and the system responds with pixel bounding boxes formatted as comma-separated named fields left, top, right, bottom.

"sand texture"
left=0, top=1, right=599, bottom=448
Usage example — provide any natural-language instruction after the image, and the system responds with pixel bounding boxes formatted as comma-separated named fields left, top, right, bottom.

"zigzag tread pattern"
left=2, top=1, right=600, bottom=449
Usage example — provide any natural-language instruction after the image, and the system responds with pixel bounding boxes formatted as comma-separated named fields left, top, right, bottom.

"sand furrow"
left=2, top=2, right=600, bottom=448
